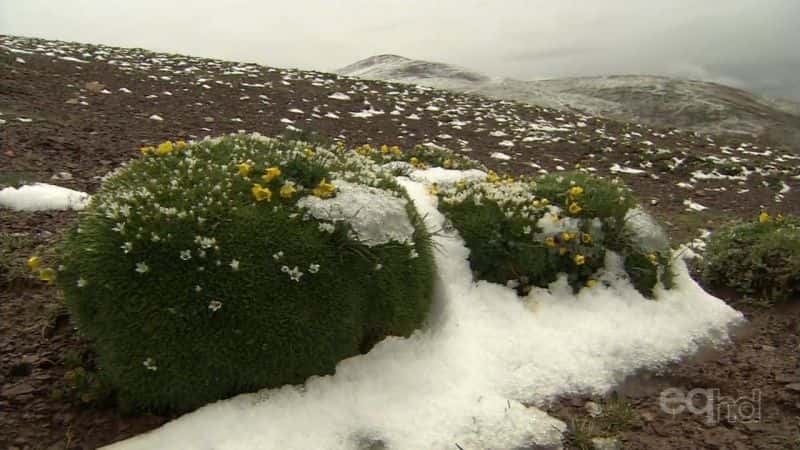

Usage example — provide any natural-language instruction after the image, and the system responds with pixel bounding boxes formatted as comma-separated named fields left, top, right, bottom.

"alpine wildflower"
left=38, top=268, right=56, bottom=284
left=574, top=254, right=586, bottom=265
left=279, top=181, right=297, bottom=199
left=208, top=300, right=223, bottom=312
left=759, top=211, right=770, bottom=224
left=27, top=256, right=41, bottom=271
left=569, top=186, right=584, bottom=198
left=237, top=162, right=252, bottom=177
left=262, top=166, right=282, bottom=183
left=140, top=146, right=155, bottom=156
left=545, top=236, right=556, bottom=248
left=313, top=178, right=336, bottom=198
left=156, top=141, right=174, bottom=156
left=135, top=262, right=150, bottom=274
left=581, top=233, right=593, bottom=244
left=251, top=184, right=272, bottom=202
left=569, top=202, right=582, bottom=215
left=486, top=170, right=500, bottom=183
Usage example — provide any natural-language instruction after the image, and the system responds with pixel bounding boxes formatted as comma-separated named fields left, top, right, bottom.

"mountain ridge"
left=337, top=55, right=800, bottom=148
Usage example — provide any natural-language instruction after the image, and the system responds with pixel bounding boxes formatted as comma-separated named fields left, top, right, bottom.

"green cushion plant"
left=55, top=134, right=435, bottom=413
left=703, top=212, right=800, bottom=303
left=435, top=171, right=673, bottom=297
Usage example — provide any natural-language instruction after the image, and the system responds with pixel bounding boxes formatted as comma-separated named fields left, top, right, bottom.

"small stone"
left=640, top=411, right=655, bottom=422
left=203, top=116, right=215, bottom=123
left=84, top=81, right=105, bottom=93
left=590, top=436, right=621, bottom=450
left=584, top=401, right=603, bottom=418
left=65, top=98, right=79, bottom=105
left=775, top=374, right=800, bottom=383
left=785, top=383, right=800, bottom=393
left=1, top=382, right=35, bottom=398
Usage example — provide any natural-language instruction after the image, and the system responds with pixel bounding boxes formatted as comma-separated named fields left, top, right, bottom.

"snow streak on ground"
left=0, top=183, right=89, bottom=211
left=106, top=174, right=743, bottom=450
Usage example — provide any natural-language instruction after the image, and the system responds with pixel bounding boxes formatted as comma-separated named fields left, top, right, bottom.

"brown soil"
left=1, top=35, right=798, bottom=449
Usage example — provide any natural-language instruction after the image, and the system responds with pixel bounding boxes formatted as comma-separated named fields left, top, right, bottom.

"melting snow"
left=0, top=183, right=90, bottom=211
left=107, top=175, right=742, bottom=450
left=490, top=152, right=512, bottom=160
left=328, top=92, right=351, bottom=101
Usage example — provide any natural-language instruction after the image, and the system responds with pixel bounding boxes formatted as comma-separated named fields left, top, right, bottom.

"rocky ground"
left=0, top=35, right=798, bottom=449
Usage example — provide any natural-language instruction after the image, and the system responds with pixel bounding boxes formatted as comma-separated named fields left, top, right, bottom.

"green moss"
left=56, top=134, right=435, bottom=413
left=703, top=214, right=800, bottom=303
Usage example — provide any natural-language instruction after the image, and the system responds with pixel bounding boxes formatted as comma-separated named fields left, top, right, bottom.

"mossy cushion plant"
left=703, top=212, right=800, bottom=303
left=55, top=134, right=435, bottom=413
left=435, top=171, right=673, bottom=297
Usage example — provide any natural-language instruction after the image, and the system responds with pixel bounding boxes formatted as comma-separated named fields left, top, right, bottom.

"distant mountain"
left=338, top=55, right=800, bottom=147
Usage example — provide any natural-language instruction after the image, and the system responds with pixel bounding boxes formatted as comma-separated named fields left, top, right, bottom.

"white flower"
left=208, top=300, right=223, bottom=312
left=143, top=357, right=157, bottom=371
left=282, top=265, right=303, bottom=282
left=374, top=263, right=383, bottom=271
left=180, top=250, right=192, bottom=260
left=77, top=278, right=87, bottom=288
left=230, top=259, right=240, bottom=271
left=135, top=262, right=149, bottom=274
left=523, top=225, right=532, bottom=235
left=409, top=249, right=419, bottom=259
left=273, top=251, right=284, bottom=261
left=121, top=242, right=133, bottom=254
left=318, top=222, right=335, bottom=234
left=308, top=263, right=320, bottom=274
left=195, top=285, right=202, bottom=292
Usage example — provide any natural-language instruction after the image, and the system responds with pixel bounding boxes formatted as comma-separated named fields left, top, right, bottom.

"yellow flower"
left=380, top=144, right=390, bottom=155
left=156, top=141, right=174, bottom=156
left=581, top=233, right=592, bottom=244
left=559, top=247, right=568, bottom=255
left=545, top=236, right=556, bottom=248
left=237, top=163, right=252, bottom=177
left=39, top=267, right=56, bottom=284
left=140, top=146, right=155, bottom=156
left=574, top=254, right=586, bottom=265
left=304, top=148, right=315, bottom=158
left=175, top=140, right=188, bottom=151
left=541, top=198, right=550, bottom=206
left=569, top=202, right=582, bottom=215
left=443, top=158, right=453, bottom=169
left=532, top=200, right=541, bottom=208
left=648, top=253, right=658, bottom=263
left=391, top=146, right=403, bottom=157
left=486, top=170, right=500, bottom=183
left=251, top=184, right=272, bottom=202
left=27, top=256, right=42, bottom=271
left=262, top=166, right=282, bottom=183
left=313, top=178, right=337, bottom=198
left=586, top=279, right=597, bottom=288
left=279, top=182, right=296, bottom=199
left=429, top=183, right=439, bottom=195
left=562, top=232, right=574, bottom=242
left=758, top=211, right=770, bottom=224
left=569, top=186, right=584, bottom=197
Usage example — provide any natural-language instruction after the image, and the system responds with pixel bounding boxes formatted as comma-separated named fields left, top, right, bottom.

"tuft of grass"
left=703, top=213, right=800, bottom=304
left=0, top=232, right=36, bottom=285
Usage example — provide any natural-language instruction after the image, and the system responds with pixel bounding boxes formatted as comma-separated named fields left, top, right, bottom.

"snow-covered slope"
left=338, top=55, right=800, bottom=146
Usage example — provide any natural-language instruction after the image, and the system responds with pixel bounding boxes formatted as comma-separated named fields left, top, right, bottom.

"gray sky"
left=2, top=0, right=799, bottom=100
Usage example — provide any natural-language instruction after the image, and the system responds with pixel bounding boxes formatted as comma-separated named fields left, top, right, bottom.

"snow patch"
left=297, top=181, right=414, bottom=246
left=0, top=183, right=90, bottom=211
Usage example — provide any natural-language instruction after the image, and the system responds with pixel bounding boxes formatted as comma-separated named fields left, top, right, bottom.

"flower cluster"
left=435, top=170, right=669, bottom=296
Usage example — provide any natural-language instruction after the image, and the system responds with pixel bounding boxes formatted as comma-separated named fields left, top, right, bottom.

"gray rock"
left=590, top=436, right=621, bottom=450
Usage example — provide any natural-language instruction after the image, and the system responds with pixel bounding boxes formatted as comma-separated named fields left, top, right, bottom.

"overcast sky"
left=2, top=0, right=799, bottom=100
